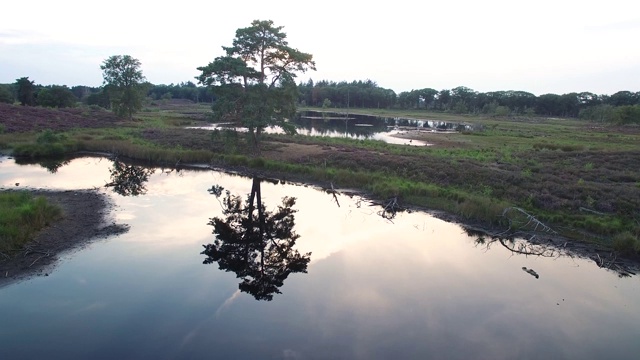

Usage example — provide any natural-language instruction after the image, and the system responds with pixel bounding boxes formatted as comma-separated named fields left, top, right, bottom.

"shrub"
left=612, top=232, right=640, bottom=256
left=37, top=130, right=67, bottom=144
left=0, top=84, right=14, bottom=104
left=494, top=106, right=510, bottom=117
left=249, top=157, right=266, bottom=168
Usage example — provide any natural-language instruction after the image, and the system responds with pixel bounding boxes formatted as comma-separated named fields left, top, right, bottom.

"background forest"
left=1, top=77, right=639, bottom=124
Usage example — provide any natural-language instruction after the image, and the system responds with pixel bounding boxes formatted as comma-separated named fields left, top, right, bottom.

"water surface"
left=0, top=156, right=639, bottom=359
left=191, top=111, right=482, bottom=146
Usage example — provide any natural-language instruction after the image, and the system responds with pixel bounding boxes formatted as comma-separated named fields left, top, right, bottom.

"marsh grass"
left=12, top=130, right=77, bottom=158
left=612, top=232, right=640, bottom=256
left=0, top=191, right=62, bottom=254
left=77, top=139, right=216, bottom=164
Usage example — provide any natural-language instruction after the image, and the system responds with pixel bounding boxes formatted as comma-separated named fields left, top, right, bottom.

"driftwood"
left=501, top=207, right=557, bottom=235
left=579, top=207, right=606, bottom=216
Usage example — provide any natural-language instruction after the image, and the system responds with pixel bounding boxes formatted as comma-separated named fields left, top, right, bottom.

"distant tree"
left=0, top=84, right=14, bottom=104
left=15, top=77, right=35, bottom=106
left=577, top=92, right=601, bottom=107
left=100, top=55, right=146, bottom=120
left=450, top=86, right=477, bottom=112
left=196, top=19, right=316, bottom=151
left=418, top=88, right=438, bottom=109
left=436, top=89, right=451, bottom=110
left=536, top=93, right=562, bottom=116
left=37, top=85, right=76, bottom=108
left=607, top=91, right=638, bottom=106
left=579, top=104, right=616, bottom=122
left=613, top=105, right=640, bottom=124
left=86, top=89, right=111, bottom=109
left=559, top=93, right=580, bottom=117
left=70, top=85, right=93, bottom=100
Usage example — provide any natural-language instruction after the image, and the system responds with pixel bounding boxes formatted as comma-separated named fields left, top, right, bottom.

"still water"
left=1, top=156, right=639, bottom=359
left=192, top=111, right=481, bottom=146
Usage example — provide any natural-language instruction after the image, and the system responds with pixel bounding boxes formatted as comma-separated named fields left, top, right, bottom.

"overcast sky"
left=1, top=0, right=639, bottom=96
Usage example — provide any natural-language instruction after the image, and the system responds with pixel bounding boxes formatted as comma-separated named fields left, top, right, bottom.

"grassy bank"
left=0, top=191, right=63, bottom=255
left=1, top=102, right=639, bottom=255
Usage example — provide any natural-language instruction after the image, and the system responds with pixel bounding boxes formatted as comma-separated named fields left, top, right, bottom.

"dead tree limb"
left=378, top=196, right=399, bottom=220
left=502, top=207, right=557, bottom=234
left=327, top=182, right=340, bottom=208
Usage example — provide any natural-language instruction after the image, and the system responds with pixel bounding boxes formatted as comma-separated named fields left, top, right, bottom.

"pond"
left=191, top=111, right=482, bottom=146
left=1, top=155, right=639, bottom=359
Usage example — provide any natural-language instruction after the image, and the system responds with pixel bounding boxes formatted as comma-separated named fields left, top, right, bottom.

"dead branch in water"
left=326, top=182, right=340, bottom=208
left=501, top=207, right=557, bottom=234
left=378, top=196, right=400, bottom=221
left=465, top=226, right=562, bottom=258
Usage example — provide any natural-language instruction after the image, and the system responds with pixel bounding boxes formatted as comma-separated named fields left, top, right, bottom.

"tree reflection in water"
left=38, top=159, right=70, bottom=173
left=14, top=157, right=70, bottom=174
left=464, top=227, right=559, bottom=258
left=203, top=177, right=311, bottom=301
left=464, top=226, right=639, bottom=278
left=104, top=159, right=154, bottom=196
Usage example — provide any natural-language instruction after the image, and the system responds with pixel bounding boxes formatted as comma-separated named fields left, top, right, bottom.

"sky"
left=1, top=0, right=639, bottom=96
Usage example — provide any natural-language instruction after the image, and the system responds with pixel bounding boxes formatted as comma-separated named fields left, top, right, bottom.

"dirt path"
left=0, top=189, right=128, bottom=288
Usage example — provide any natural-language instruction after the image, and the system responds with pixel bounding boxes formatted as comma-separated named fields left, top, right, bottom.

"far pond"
left=193, top=111, right=483, bottom=146
left=0, top=155, right=639, bottom=359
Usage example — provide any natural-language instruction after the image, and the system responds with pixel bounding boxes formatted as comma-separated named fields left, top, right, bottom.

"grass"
left=0, top=191, right=63, bottom=254
left=2, top=102, right=640, bottom=255
left=612, top=232, right=640, bottom=255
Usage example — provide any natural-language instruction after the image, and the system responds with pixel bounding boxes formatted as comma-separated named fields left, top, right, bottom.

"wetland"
left=1, top=101, right=640, bottom=358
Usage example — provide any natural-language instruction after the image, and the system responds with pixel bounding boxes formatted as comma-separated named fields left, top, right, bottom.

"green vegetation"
left=0, top=191, right=62, bottom=254
left=2, top=102, right=639, bottom=255
left=37, top=85, right=77, bottom=108
left=196, top=19, right=315, bottom=150
left=13, top=130, right=74, bottom=158
left=0, top=84, right=14, bottom=104
left=101, top=55, right=147, bottom=120
left=1, top=19, right=639, bottom=257
left=299, top=82, right=640, bottom=124
left=16, top=77, right=35, bottom=106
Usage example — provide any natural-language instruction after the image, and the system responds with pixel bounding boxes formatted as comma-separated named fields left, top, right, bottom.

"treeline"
left=299, top=80, right=640, bottom=124
left=298, top=79, right=397, bottom=109
left=0, top=78, right=214, bottom=109
left=146, top=81, right=214, bottom=103
left=3, top=75, right=639, bottom=124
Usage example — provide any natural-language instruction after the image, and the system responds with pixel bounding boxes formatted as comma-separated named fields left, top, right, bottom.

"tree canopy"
left=15, top=77, right=35, bottom=106
left=37, top=85, right=76, bottom=108
left=0, top=84, right=14, bottom=104
left=101, top=55, right=146, bottom=120
left=197, top=20, right=315, bottom=150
